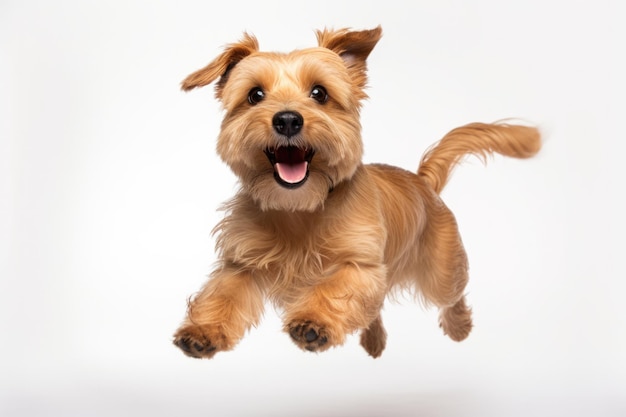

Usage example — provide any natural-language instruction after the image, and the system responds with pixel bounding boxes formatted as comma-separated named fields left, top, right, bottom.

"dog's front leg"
left=284, top=263, right=386, bottom=353
left=173, top=267, right=264, bottom=359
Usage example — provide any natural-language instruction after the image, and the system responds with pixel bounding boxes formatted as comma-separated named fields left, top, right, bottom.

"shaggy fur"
left=173, top=26, right=541, bottom=359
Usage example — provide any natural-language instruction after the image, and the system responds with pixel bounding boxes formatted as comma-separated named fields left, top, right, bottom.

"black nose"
left=273, top=111, right=303, bottom=138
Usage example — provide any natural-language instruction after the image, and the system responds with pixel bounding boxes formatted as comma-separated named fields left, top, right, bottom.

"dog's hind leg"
left=418, top=196, right=473, bottom=342
left=439, top=296, right=473, bottom=341
left=360, top=314, right=387, bottom=358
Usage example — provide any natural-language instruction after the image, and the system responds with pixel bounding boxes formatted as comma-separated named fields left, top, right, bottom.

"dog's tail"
left=417, top=122, right=541, bottom=194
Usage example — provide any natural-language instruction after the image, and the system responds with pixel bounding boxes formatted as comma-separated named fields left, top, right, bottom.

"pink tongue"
left=275, top=161, right=308, bottom=184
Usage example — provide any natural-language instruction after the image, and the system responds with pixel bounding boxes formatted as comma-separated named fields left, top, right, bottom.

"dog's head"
left=182, top=27, right=382, bottom=212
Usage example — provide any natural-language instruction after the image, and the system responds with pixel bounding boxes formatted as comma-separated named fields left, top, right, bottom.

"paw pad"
left=288, top=320, right=329, bottom=352
left=173, top=327, right=220, bottom=359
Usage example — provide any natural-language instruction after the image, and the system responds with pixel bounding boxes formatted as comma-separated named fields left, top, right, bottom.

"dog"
left=173, top=26, right=541, bottom=359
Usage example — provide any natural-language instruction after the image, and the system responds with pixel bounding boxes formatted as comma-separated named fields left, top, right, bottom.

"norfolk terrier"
left=173, top=26, right=541, bottom=359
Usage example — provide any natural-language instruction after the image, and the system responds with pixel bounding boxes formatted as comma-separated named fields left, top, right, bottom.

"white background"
left=2, top=1, right=624, bottom=416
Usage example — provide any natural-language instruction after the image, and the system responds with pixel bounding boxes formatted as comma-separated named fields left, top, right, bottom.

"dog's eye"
left=310, top=85, right=328, bottom=104
left=248, top=87, right=265, bottom=105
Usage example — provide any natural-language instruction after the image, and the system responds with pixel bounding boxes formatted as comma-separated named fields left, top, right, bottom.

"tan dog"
left=173, top=26, right=541, bottom=359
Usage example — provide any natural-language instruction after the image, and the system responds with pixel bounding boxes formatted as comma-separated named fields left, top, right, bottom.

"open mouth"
left=264, top=146, right=315, bottom=188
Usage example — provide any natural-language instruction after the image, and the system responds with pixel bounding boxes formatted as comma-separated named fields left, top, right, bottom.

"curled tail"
left=417, top=122, right=541, bottom=194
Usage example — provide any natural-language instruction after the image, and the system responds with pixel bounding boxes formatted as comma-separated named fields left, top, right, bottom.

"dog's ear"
left=181, top=33, right=259, bottom=97
left=316, top=26, right=382, bottom=69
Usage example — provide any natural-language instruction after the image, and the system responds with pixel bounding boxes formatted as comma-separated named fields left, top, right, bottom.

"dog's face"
left=182, top=27, right=382, bottom=211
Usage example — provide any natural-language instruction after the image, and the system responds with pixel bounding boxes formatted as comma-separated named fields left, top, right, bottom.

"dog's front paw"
left=173, top=324, right=229, bottom=359
left=286, top=320, right=334, bottom=352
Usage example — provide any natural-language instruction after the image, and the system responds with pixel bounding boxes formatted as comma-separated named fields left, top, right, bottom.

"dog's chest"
left=218, top=210, right=331, bottom=277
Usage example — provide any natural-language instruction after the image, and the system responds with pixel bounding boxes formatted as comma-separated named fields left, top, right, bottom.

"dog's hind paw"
left=359, top=315, right=387, bottom=358
left=287, top=320, right=331, bottom=352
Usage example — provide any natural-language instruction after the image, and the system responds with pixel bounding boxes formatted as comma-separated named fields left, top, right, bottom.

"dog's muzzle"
left=266, top=111, right=314, bottom=188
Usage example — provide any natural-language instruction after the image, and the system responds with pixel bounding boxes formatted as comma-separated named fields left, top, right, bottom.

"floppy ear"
left=316, top=26, right=382, bottom=69
left=181, top=33, right=259, bottom=97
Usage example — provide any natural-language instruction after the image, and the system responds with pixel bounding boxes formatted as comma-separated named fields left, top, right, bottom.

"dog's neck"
left=256, top=167, right=363, bottom=222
